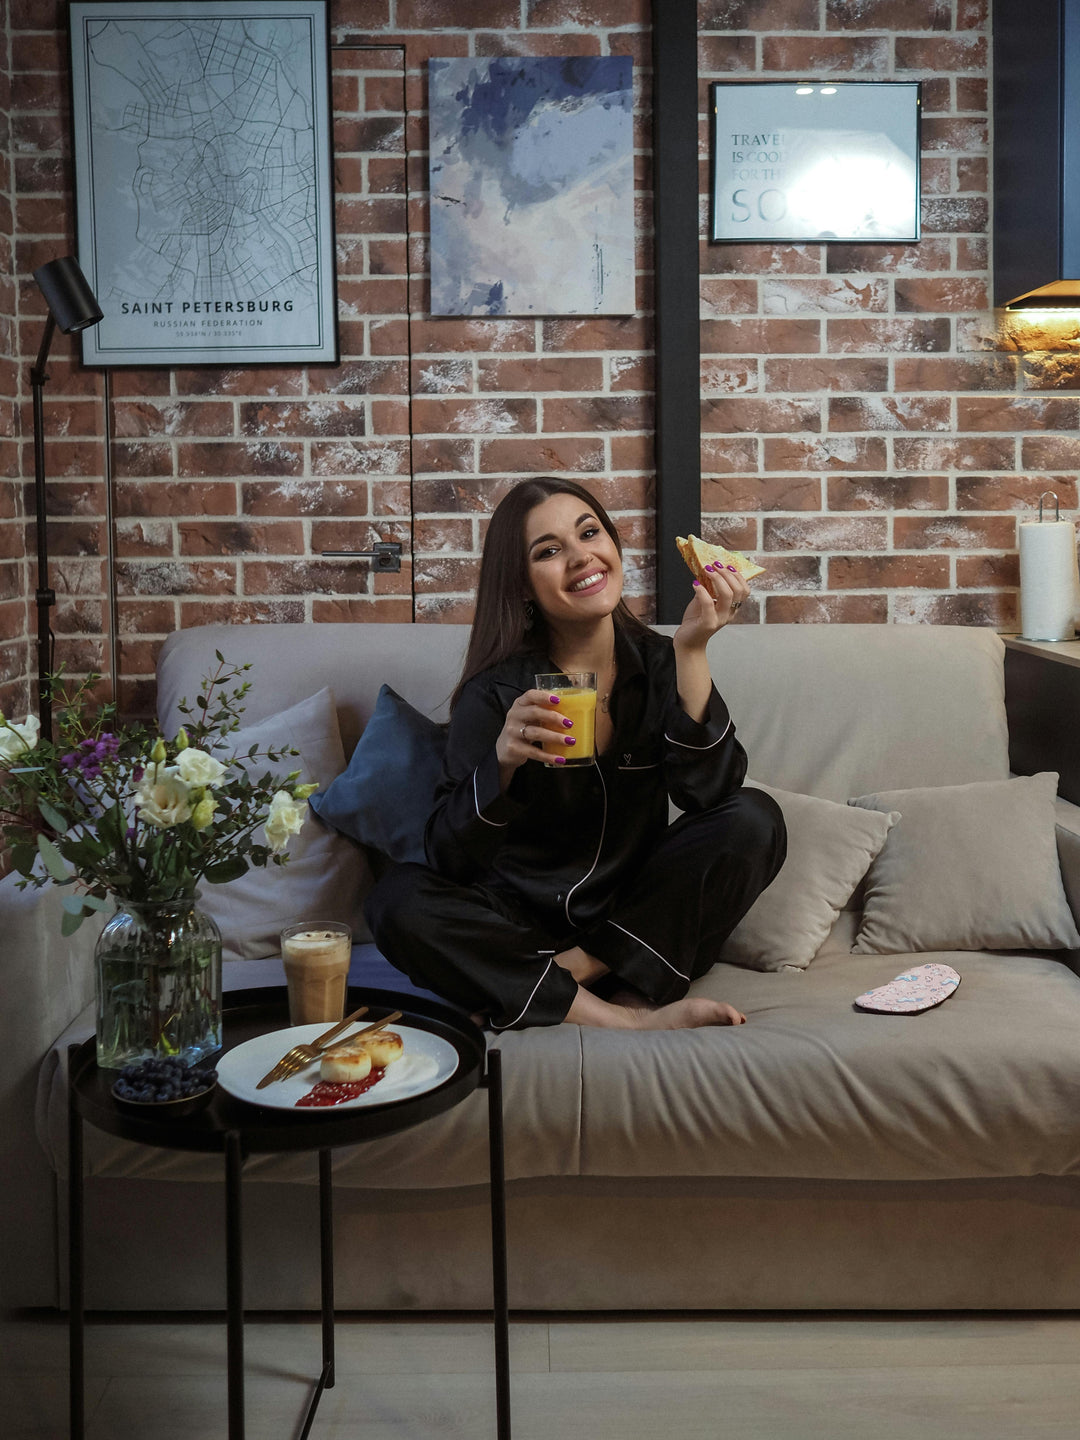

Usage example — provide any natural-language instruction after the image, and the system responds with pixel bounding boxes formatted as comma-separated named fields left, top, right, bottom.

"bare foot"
left=607, top=986, right=659, bottom=1013
left=625, top=996, right=746, bottom=1029
left=565, top=987, right=745, bottom=1029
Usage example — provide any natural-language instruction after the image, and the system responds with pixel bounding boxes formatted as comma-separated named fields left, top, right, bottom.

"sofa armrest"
left=1054, top=798, right=1080, bottom=977
left=0, top=872, right=104, bottom=1306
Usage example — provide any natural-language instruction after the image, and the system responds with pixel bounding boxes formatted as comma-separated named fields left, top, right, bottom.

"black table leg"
left=319, top=1148, right=335, bottom=1388
left=486, top=1047, right=511, bottom=1440
left=68, top=1045, right=85, bottom=1440
left=225, top=1130, right=245, bottom=1440
left=297, top=1148, right=335, bottom=1440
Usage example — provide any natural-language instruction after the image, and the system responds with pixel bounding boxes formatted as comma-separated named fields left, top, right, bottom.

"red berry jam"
left=296, top=1067, right=386, bottom=1107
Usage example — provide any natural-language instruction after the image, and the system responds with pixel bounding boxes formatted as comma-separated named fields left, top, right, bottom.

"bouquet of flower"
left=0, top=653, right=317, bottom=935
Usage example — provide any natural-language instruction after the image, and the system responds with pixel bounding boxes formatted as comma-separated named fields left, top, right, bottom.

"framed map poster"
left=69, top=0, right=337, bottom=366
left=710, top=81, right=920, bottom=244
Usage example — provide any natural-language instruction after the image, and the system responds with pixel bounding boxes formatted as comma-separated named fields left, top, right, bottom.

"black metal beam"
left=652, top=0, right=702, bottom=623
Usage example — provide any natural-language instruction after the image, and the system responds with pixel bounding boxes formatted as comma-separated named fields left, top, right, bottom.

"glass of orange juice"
left=534, top=672, right=597, bottom=766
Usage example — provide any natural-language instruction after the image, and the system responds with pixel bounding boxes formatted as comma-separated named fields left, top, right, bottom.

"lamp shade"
left=32, top=256, right=103, bottom=334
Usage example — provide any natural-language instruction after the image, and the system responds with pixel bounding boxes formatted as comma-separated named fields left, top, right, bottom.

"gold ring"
left=520, top=724, right=528, bottom=740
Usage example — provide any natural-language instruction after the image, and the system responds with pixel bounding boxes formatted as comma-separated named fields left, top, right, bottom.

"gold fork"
left=256, top=1006, right=369, bottom=1089
left=257, top=1009, right=403, bottom=1088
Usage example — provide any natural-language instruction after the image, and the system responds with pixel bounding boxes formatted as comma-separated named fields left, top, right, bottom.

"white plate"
left=216, top=1021, right=459, bottom=1112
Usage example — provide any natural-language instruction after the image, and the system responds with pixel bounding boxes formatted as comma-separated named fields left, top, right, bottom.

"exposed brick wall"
left=8, top=1, right=653, bottom=717
left=696, top=0, right=1066, bottom=628
left=6, top=0, right=1076, bottom=722
left=0, top=0, right=28, bottom=718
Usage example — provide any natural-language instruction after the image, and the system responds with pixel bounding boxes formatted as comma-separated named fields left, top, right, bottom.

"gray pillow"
left=197, top=688, right=372, bottom=960
left=849, top=772, right=1080, bottom=955
left=719, top=780, right=898, bottom=972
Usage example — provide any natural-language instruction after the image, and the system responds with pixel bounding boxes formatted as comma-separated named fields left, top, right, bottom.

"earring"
left=523, top=597, right=535, bottom=627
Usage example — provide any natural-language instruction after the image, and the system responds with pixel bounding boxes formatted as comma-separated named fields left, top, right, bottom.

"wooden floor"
left=4, top=1310, right=1080, bottom=1439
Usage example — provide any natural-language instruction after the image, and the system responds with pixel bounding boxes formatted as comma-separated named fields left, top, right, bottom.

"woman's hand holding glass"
left=496, top=688, right=577, bottom=786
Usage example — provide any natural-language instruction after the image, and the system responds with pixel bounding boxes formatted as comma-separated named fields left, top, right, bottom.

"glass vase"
left=93, top=896, right=222, bottom=1070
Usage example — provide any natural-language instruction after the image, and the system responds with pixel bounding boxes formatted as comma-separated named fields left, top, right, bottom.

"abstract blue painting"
left=429, top=56, right=635, bottom=316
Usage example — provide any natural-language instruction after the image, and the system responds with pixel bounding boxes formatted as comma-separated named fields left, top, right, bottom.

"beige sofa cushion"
left=44, top=949, right=1080, bottom=1188
left=850, top=773, right=1080, bottom=955
left=159, top=624, right=1010, bottom=799
left=720, top=781, right=898, bottom=971
left=197, top=689, right=372, bottom=958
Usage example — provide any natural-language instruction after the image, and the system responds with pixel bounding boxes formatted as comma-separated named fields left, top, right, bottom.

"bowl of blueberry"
left=111, top=1058, right=218, bottom=1118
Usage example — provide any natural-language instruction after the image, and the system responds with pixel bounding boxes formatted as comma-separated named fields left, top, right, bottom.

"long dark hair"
left=451, top=477, right=650, bottom=711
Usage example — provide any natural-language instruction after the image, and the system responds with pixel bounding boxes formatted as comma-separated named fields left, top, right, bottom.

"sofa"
left=6, top=620, right=1080, bottom=1313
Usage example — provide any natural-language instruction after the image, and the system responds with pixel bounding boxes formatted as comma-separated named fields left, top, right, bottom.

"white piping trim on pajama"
left=664, top=717, right=732, bottom=750
left=491, top=956, right=555, bottom=1031
left=473, top=767, right=508, bottom=826
left=606, top=919, right=690, bottom=981
left=564, top=763, right=608, bottom=928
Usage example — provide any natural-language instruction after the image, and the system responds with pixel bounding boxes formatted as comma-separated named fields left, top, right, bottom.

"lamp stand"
left=31, top=311, right=57, bottom=744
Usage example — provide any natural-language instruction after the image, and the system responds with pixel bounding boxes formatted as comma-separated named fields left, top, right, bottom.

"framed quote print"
left=69, top=0, right=337, bottom=366
left=710, top=80, right=921, bottom=245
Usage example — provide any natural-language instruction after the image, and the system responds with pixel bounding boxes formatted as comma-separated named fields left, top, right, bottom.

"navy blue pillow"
left=310, top=685, right=447, bottom=865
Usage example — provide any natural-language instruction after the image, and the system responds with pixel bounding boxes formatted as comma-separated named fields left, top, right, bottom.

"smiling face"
left=523, top=491, right=624, bottom=632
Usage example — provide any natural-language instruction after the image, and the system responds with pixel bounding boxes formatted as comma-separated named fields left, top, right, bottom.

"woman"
left=366, top=478, right=786, bottom=1030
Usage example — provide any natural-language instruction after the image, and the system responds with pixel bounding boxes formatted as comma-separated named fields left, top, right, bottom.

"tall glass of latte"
left=281, top=922, right=352, bottom=1024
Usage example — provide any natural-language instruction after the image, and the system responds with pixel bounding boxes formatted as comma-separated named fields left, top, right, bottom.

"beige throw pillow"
left=719, top=781, right=899, bottom=972
left=198, top=688, right=372, bottom=960
left=849, top=773, right=1080, bottom=955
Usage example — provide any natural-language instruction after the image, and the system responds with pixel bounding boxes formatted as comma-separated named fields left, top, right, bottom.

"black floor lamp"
left=30, top=256, right=103, bottom=743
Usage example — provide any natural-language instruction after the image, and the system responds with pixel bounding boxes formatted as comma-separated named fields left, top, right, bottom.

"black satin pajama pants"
left=364, top=787, right=786, bottom=1030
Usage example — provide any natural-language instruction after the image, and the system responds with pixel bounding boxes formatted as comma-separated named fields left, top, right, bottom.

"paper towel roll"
left=1019, top=519, right=1079, bottom=640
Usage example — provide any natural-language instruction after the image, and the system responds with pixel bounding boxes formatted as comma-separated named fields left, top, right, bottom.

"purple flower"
left=60, top=753, right=78, bottom=771
left=125, top=825, right=138, bottom=840
left=133, top=765, right=144, bottom=783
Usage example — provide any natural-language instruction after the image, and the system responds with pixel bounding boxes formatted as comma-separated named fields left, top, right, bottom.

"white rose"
left=134, top=766, right=193, bottom=828
left=0, top=714, right=40, bottom=764
left=175, top=747, right=228, bottom=788
left=264, top=789, right=306, bottom=853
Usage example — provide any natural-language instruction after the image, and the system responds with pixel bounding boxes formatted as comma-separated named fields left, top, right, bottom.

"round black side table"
left=67, top=986, right=510, bottom=1440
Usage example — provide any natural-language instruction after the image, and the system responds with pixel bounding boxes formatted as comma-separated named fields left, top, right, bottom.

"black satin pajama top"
left=424, top=626, right=748, bottom=933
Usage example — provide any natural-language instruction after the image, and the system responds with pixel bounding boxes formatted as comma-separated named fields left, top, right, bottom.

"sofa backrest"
left=157, top=621, right=1010, bottom=801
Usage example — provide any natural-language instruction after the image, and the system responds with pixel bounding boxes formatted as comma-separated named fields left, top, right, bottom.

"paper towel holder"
left=1019, top=489, right=1078, bottom=643
left=1038, top=490, right=1061, bottom=523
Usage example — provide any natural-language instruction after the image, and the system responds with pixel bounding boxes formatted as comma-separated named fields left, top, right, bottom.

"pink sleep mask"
left=854, top=963, right=961, bottom=1015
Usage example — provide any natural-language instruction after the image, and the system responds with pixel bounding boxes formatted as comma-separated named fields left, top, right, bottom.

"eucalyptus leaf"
left=203, top=856, right=247, bottom=885
left=37, top=834, right=71, bottom=883
left=37, top=798, right=68, bottom=833
left=11, top=842, right=36, bottom=876
left=61, top=908, right=84, bottom=937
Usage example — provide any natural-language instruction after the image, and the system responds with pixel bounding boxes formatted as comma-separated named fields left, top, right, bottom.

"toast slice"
left=676, top=534, right=765, bottom=583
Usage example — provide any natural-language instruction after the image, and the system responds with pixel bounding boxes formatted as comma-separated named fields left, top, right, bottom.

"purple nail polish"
left=564, top=736, right=576, bottom=746
left=549, top=694, right=561, bottom=704
left=692, top=579, right=701, bottom=588
left=555, top=755, right=567, bottom=765
left=727, top=564, right=737, bottom=573
left=562, top=716, right=573, bottom=728
left=704, top=563, right=715, bottom=572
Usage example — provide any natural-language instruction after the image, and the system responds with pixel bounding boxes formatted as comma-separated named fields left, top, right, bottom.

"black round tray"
left=69, top=986, right=487, bottom=1154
